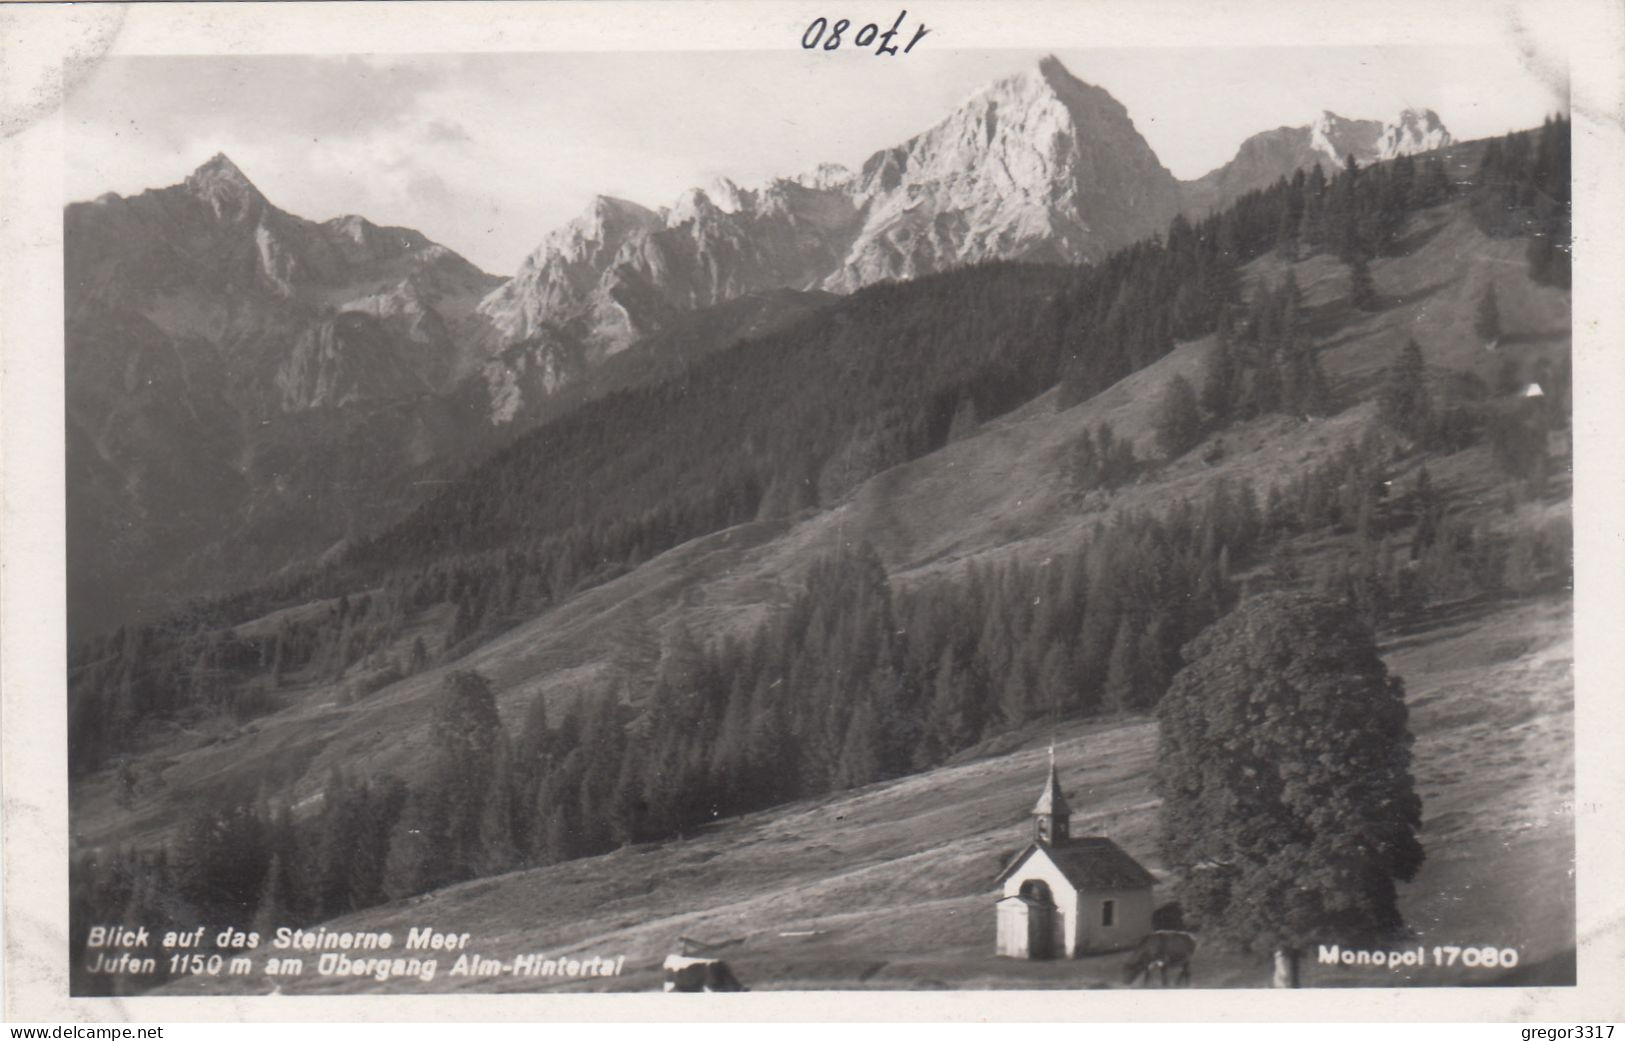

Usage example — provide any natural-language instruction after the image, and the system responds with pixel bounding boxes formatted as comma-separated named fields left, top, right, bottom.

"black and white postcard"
left=2, top=0, right=1622, bottom=1023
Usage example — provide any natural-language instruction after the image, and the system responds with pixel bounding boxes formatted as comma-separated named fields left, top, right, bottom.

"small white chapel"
left=993, top=748, right=1157, bottom=959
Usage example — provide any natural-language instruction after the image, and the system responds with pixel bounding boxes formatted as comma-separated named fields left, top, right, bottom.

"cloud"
left=422, top=118, right=473, bottom=145
left=67, top=55, right=450, bottom=149
left=63, top=48, right=1566, bottom=277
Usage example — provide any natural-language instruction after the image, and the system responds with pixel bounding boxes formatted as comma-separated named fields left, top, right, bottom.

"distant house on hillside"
left=994, top=749, right=1157, bottom=959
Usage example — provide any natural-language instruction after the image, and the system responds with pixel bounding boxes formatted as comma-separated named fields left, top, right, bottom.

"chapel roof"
left=995, top=836, right=1159, bottom=891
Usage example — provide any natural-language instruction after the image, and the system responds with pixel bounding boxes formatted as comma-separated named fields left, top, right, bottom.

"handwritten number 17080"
left=802, top=11, right=929, bottom=54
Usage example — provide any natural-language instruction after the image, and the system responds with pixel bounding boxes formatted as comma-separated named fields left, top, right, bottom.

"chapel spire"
left=1032, top=743, right=1071, bottom=846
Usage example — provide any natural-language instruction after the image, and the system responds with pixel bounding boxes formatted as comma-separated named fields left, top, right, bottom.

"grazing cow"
left=1122, top=930, right=1198, bottom=987
left=662, top=954, right=748, bottom=992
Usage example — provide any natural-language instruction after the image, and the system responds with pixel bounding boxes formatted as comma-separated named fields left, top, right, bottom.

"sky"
left=64, top=47, right=1567, bottom=276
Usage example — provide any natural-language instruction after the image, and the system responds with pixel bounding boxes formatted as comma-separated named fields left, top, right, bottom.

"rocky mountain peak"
left=189, top=151, right=253, bottom=184
left=1377, top=108, right=1453, bottom=159
left=791, top=162, right=852, bottom=191
left=542, top=196, right=661, bottom=256
left=976, top=55, right=1131, bottom=127
left=828, top=54, right=1180, bottom=288
left=705, top=177, right=746, bottom=214
left=478, top=54, right=1187, bottom=351
left=669, top=178, right=751, bottom=226
left=328, top=213, right=380, bottom=244
left=1182, top=105, right=1454, bottom=217
left=668, top=187, right=719, bottom=226
left=1307, top=111, right=1384, bottom=165
left=1035, top=53, right=1069, bottom=81
left=960, top=56, right=1161, bottom=181
left=477, top=54, right=1455, bottom=373
left=1033, top=54, right=1123, bottom=111
left=183, top=152, right=267, bottom=220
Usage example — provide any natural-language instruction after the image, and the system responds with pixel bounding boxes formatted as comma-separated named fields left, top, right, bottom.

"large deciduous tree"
left=1154, top=592, right=1424, bottom=958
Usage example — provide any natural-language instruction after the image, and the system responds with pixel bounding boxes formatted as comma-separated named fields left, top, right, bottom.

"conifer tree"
left=1156, top=374, right=1204, bottom=459
left=1074, top=600, right=1115, bottom=712
left=609, top=742, right=649, bottom=846
left=1037, top=643, right=1075, bottom=717
left=1104, top=623, right=1139, bottom=713
left=1474, top=281, right=1502, bottom=343
left=477, top=743, right=518, bottom=873
left=420, top=670, right=506, bottom=886
left=1377, top=339, right=1432, bottom=442
left=1416, top=157, right=1451, bottom=208
left=999, top=664, right=1035, bottom=731
left=927, top=647, right=977, bottom=755
left=539, top=801, right=574, bottom=865
left=1349, top=253, right=1378, bottom=311
left=315, top=769, right=361, bottom=917
left=252, top=853, right=286, bottom=936
left=1250, top=350, right=1283, bottom=416
left=946, top=395, right=981, bottom=443
left=1201, top=334, right=1237, bottom=423
left=836, top=697, right=884, bottom=788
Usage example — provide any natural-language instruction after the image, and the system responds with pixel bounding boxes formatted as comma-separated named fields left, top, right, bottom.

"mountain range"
left=64, top=55, right=1453, bottom=635
left=478, top=57, right=1450, bottom=367
left=63, top=45, right=1573, bottom=999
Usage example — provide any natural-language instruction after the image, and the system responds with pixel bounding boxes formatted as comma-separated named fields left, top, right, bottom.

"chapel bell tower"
left=1032, top=745, right=1071, bottom=846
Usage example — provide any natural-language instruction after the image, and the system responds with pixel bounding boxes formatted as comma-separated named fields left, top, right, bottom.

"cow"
left=662, top=953, right=748, bottom=992
left=1122, top=930, right=1198, bottom=987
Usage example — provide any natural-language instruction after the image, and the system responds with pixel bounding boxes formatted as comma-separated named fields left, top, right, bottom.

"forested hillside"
left=70, top=122, right=1565, bottom=767
left=68, top=120, right=1571, bottom=996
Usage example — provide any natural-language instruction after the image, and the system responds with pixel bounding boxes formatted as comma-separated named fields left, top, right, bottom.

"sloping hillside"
left=156, top=590, right=1573, bottom=994
left=70, top=199, right=1570, bottom=851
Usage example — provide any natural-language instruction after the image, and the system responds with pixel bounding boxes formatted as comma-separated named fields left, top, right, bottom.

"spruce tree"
left=1104, top=623, right=1139, bottom=713
left=1349, top=253, right=1378, bottom=311
left=1417, top=157, right=1451, bottom=208
left=1501, top=530, right=1541, bottom=594
left=1474, top=281, right=1502, bottom=343
left=946, top=395, right=981, bottom=443
left=1156, top=375, right=1204, bottom=459
left=252, top=854, right=286, bottom=936
left=1250, top=350, right=1283, bottom=416
left=1377, top=339, right=1432, bottom=442
left=539, top=801, right=574, bottom=865
left=315, top=770, right=360, bottom=917
left=422, top=670, right=505, bottom=885
left=836, top=697, right=884, bottom=788
left=1037, top=643, right=1075, bottom=716
left=1202, top=335, right=1237, bottom=422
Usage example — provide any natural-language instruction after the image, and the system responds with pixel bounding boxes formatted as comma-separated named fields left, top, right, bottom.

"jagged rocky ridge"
left=477, top=58, right=1451, bottom=370
left=64, top=58, right=1454, bottom=634
left=68, top=153, right=503, bottom=410
left=64, top=154, right=506, bottom=633
left=1180, top=108, right=1453, bottom=215
left=477, top=56, right=1187, bottom=360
